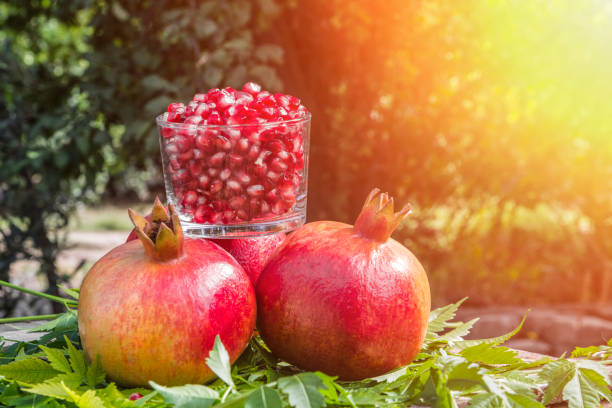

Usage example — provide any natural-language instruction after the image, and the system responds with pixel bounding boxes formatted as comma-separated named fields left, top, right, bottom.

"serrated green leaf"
left=455, top=312, right=527, bottom=349
left=580, top=368, right=612, bottom=403
left=571, top=346, right=600, bottom=358
left=64, top=336, right=86, bottom=379
left=539, top=359, right=575, bottom=404
left=576, top=360, right=611, bottom=385
left=150, top=381, right=218, bottom=408
left=437, top=318, right=479, bottom=342
left=460, top=343, right=520, bottom=365
left=507, top=393, right=544, bottom=408
left=446, top=362, right=485, bottom=391
left=40, top=346, right=72, bottom=374
left=214, top=392, right=252, bottom=408
left=23, top=380, right=70, bottom=400
left=85, top=356, right=106, bottom=387
left=29, top=312, right=77, bottom=333
left=278, top=373, right=327, bottom=408
left=245, top=386, right=282, bottom=408
left=205, top=336, right=235, bottom=388
left=563, top=370, right=601, bottom=408
left=97, top=383, right=129, bottom=407
left=467, top=392, right=501, bottom=408
left=0, top=357, right=61, bottom=383
left=427, top=297, right=468, bottom=336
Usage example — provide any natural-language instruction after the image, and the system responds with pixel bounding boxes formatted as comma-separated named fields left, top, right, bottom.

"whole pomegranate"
left=126, top=212, right=285, bottom=285
left=79, top=199, right=256, bottom=387
left=256, top=189, right=430, bottom=380
left=211, top=234, right=286, bottom=284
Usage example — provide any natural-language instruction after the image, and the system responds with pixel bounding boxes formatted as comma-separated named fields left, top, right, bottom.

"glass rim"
left=156, top=111, right=311, bottom=129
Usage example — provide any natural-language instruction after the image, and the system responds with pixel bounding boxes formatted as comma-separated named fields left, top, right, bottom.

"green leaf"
left=539, top=359, right=575, bottom=404
left=64, top=336, right=86, bottom=379
left=205, top=335, right=235, bottom=388
left=29, top=312, right=77, bottom=333
left=460, top=344, right=520, bottom=365
left=245, top=386, right=282, bottom=408
left=40, top=346, right=72, bottom=374
left=506, top=393, right=544, bottom=408
left=455, top=312, right=527, bottom=349
left=0, top=357, right=61, bottom=383
left=576, top=360, right=611, bottom=385
left=149, top=381, right=218, bottom=408
left=278, top=373, right=327, bottom=408
left=85, top=356, right=106, bottom=387
left=562, top=370, right=601, bottom=408
left=467, top=392, right=501, bottom=408
left=437, top=318, right=479, bottom=342
left=427, top=297, right=468, bottom=335
left=23, top=381, right=70, bottom=400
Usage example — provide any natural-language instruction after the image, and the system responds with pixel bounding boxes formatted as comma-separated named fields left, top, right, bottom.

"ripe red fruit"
left=256, top=189, right=431, bottom=380
left=128, top=393, right=143, bottom=401
left=211, top=233, right=286, bottom=285
left=80, top=199, right=256, bottom=387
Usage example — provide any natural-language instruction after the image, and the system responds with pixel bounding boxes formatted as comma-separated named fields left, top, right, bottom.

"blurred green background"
left=1, top=0, right=611, bottom=316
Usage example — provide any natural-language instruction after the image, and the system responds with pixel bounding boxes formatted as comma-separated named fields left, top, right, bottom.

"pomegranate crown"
left=128, top=197, right=184, bottom=261
left=353, top=188, right=411, bottom=243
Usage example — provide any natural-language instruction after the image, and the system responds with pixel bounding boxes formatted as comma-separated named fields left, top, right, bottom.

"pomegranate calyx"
left=353, top=188, right=411, bottom=243
left=128, top=198, right=184, bottom=262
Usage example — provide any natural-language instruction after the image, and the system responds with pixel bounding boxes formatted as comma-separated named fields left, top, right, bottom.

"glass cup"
left=157, top=113, right=310, bottom=238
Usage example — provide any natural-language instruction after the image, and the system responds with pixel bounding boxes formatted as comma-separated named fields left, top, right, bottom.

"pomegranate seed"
left=247, top=145, right=261, bottom=161
left=208, top=168, right=220, bottom=178
left=198, top=174, right=210, bottom=189
left=129, top=393, right=143, bottom=401
left=229, top=196, right=246, bottom=210
left=183, top=191, right=198, bottom=206
left=196, top=135, right=214, bottom=153
left=213, top=200, right=229, bottom=211
left=229, top=154, right=244, bottom=168
left=185, top=101, right=198, bottom=116
left=270, top=158, right=288, bottom=173
left=188, top=160, right=203, bottom=177
left=219, top=168, right=231, bottom=181
left=266, top=170, right=280, bottom=184
left=168, top=103, right=185, bottom=113
left=222, top=210, right=236, bottom=223
left=209, top=180, right=223, bottom=194
left=193, top=148, right=204, bottom=160
left=236, top=138, right=250, bottom=153
left=247, top=184, right=265, bottom=198
left=215, top=135, right=233, bottom=151
left=236, top=171, right=251, bottom=186
left=193, top=93, right=206, bottom=102
left=242, top=82, right=261, bottom=95
left=167, top=110, right=183, bottom=122
left=179, top=149, right=194, bottom=162
left=161, top=127, right=175, bottom=138
left=227, top=179, right=242, bottom=194
left=208, top=152, right=227, bottom=167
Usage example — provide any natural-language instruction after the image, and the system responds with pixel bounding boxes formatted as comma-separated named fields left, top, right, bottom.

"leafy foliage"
left=2, top=298, right=611, bottom=407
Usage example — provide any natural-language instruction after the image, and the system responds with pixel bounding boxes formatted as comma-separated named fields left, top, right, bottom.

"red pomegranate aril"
left=247, top=145, right=261, bottom=161
left=165, top=143, right=180, bottom=155
left=196, top=135, right=215, bottom=153
left=198, top=174, right=210, bottom=189
left=193, top=148, right=204, bottom=160
left=169, top=157, right=181, bottom=170
left=266, top=170, right=280, bottom=184
left=207, top=112, right=222, bottom=125
left=222, top=210, right=236, bottom=223
left=280, top=186, right=296, bottom=203
left=229, top=154, right=244, bottom=168
left=174, top=169, right=190, bottom=183
left=229, top=196, right=246, bottom=210
left=243, top=82, right=261, bottom=95
left=265, top=188, right=279, bottom=203
left=185, top=101, right=198, bottom=116
left=129, top=393, right=143, bottom=401
left=179, top=149, right=194, bottom=162
left=185, top=115, right=203, bottom=125
left=196, top=103, right=211, bottom=118
left=208, top=168, right=220, bottom=178
left=236, top=209, right=248, bottom=220
left=162, top=127, right=175, bottom=138
left=183, top=191, right=198, bottom=206
left=216, top=135, right=233, bottom=151
left=209, top=180, right=223, bottom=194
left=209, top=152, right=227, bottom=167
left=167, top=111, right=183, bottom=123
left=219, top=168, right=232, bottom=181
left=236, top=171, right=251, bottom=186
left=247, top=184, right=265, bottom=198
left=193, top=93, right=206, bottom=102
left=253, top=161, right=267, bottom=178
left=236, top=138, right=250, bottom=153
left=188, top=161, right=203, bottom=177
left=270, top=158, right=288, bottom=173
left=213, top=200, right=229, bottom=212
left=168, top=103, right=185, bottom=113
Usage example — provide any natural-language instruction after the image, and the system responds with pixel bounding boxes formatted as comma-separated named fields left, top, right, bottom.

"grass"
left=69, top=203, right=150, bottom=232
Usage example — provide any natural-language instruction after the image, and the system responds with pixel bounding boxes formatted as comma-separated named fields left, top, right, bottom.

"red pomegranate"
left=211, top=234, right=286, bottom=284
left=79, top=199, right=256, bottom=387
left=256, top=189, right=430, bottom=380
left=126, top=210, right=285, bottom=285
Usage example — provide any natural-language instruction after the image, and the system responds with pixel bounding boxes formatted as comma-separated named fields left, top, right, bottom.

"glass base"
left=180, top=211, right=305, bottom=238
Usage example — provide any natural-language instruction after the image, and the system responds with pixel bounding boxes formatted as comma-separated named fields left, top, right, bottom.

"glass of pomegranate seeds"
left=157, top=83, right=310, bottom=237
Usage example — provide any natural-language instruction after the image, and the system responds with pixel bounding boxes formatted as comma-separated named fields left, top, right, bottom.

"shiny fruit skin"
left=211, top=233, right=285, bottom=285
left=78, top=238, right=256, bottom=387
left=256, top=221, right=430, bottom=380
